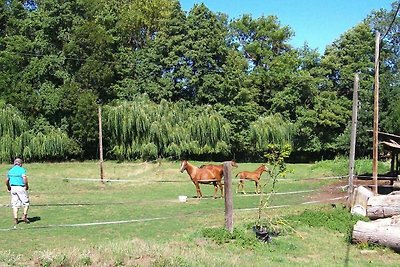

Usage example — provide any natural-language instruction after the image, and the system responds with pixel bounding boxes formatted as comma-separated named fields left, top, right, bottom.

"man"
left=6, top=158, right=30, bottom=226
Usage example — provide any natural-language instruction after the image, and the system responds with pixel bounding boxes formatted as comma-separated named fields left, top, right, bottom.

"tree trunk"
left=352, top=215, right=400, bottom=251
left=367, top=194, right=400, bottom=219
left=351, top=186, right=375, bottom=216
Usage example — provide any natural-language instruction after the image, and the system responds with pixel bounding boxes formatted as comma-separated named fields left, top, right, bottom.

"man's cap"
left=14, top=158, right=23, bottom=165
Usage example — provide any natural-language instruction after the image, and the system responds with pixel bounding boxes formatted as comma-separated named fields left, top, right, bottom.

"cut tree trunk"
left=367, top=193, right=400, bottom=219
left=351, top=186, right=375, bottom=216
left=352, top=215, right=400, bottom=251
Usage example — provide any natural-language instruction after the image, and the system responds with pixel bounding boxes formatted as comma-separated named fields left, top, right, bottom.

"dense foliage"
left=104, top=97, right=231, bottom=160
left=0, top=103, right=80, bottom=161
left=202, top=205, right=367, bottom=249
left=0, top=0, right=399, bottom=162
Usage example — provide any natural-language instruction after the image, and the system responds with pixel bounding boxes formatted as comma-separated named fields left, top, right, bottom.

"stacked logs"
left=351, top=186, right=400, bottom=251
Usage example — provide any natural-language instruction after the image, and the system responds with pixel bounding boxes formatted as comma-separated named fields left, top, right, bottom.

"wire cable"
left=380, top=1, right=400, bottom=42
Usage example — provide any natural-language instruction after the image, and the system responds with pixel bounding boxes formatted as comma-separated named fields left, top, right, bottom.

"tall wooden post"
left=372, top=31, right=380, bottom=194
left=348, top=73, right=359, bottom=207
left=98, top=105, right=104, bottom=183
left=223, top=161, right=233, bottom=233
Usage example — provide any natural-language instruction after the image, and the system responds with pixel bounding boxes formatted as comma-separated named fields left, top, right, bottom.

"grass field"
left=0, top=159, right=399, bottom=266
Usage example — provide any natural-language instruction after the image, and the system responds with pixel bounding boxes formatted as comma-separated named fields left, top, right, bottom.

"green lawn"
left=0, top=160, right=399, bottom=266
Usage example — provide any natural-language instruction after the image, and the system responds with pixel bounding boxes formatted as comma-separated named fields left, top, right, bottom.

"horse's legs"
left=238, top=179, right=246, bottom=194
left=217, top=180, right=223, bottom=198
left=212, top=181, right=218, bottom=199
left=255, top=180, right=259, bottom=194
left=194, top=182, right=202, bottom=198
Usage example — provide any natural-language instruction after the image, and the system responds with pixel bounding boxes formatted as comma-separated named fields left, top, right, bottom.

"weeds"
left=79, top=255, right=92, bottom=266
left=286, top=205, right=368, bottom=243
left=0, top=250, right=21, bottom=266
left=201, top=226, right=263, bottom=249
left=312, top=156, right=391, bottom=176
left=33, top=251, right=70, bottom=267
left=153, top=256, right=190, bottom=267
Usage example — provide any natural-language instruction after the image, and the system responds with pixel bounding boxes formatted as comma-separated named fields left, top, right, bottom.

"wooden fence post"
left=348, top=73, right=359, bottom=207
left=224, top=161, right=233, bottom=233
left=98, top=105, right=104, bottom=183
left=372, top=31, right=380, bottom=194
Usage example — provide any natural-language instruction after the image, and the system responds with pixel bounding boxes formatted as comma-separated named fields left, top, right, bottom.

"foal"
left=236, top=164, right=268, bottom=194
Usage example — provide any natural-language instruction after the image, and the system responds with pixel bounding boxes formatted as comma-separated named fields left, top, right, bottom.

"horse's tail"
left=235, top=172, right=240, bottom=178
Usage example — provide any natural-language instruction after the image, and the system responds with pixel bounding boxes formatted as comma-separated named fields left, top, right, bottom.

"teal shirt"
left=7, top=165, right=26, bottom=186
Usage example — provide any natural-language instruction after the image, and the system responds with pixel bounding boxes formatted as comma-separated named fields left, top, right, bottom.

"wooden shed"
left=354, top=131, right=400, bottom=194
left=377, top=131, right=400, bottom=177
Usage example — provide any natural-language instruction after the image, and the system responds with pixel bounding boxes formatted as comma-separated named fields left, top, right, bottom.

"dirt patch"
left=307, top=179, right=348, bottom=204
left=307, top=178, right=396, bottom=204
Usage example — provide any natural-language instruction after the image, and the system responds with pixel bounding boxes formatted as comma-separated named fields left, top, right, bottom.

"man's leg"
left=18, top=188, right=30, bottom=223
left=22, top=206, right=30, bottom=223
left=13, top=207, right=19, bottom=225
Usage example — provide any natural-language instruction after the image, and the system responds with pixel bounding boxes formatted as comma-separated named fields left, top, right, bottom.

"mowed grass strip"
left=1, top=160, right=399, bottom=266
left=0, top=161, right=331, bottom=250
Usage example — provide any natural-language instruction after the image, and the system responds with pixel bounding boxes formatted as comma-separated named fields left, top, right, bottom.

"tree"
left=123, top=1, right=189, bottom=102
left=323, top=23, right=376, bottom=98
left=248, top=114, right=293, bottom=160
left=118, top=0, right=176, bottom=49
left=0, top=0, right=398, bottom=162
left=321, top=23, right=378, bottom=157
left=183, top=4, right=229, bottom=104
left=229, top=14, right=295, bottom=109
left=293, top=91, right=351, bottom=160
left=104, top=97, right=231, bottom=161
left=367, top=2, right=400, bottom=135
left=0, top=103, right=80, bottom=162
left=214, top=47, right=263, bottom=159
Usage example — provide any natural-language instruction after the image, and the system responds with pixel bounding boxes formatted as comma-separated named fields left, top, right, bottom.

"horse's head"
left=179, top=160, right=188, bottom=173
left=261, top=164, right=268, bottom=172
left=231, top=160, right=238, bottom=168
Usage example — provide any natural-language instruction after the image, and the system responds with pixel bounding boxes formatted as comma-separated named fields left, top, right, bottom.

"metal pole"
left=372, top=31, right=380, bottom=194
left=223, top=161, right=233, bottom=233
left=98, top=105, right=104, bottom=183
left=348, top=73, right=359, bottom=207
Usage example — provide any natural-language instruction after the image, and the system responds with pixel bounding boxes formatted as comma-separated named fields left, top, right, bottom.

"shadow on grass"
left=27, top=216, right=41, bottom=223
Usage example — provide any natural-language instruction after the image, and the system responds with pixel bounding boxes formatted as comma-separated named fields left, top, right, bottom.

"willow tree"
left=249, top=114, right=293, bottom=160
left=248, top=114, right=293, bottom=226
left=0, top=105, right=81, bottom=162
left=104, top=98, right=231, bottom=161
left=0, top=105, right=27, bottom=138
left=0, top=105, right=28, bottom=162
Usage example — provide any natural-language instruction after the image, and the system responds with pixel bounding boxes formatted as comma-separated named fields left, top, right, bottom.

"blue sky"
left=179, top=0, right=395, bottom=52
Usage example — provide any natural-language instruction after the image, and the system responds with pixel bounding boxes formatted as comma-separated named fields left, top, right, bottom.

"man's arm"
left=5, top=178, right=11, bottom=192
left=23, top=175, right=29, bottom=190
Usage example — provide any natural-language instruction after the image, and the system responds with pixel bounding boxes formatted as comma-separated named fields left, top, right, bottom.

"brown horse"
left=236, top=164, right=268, bottom=194
left=180, top=160, right=224, bottom=198
left=199, top=160, right=238, bottom=179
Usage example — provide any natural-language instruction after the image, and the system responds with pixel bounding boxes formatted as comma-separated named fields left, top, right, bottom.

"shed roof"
left=369, top=131, right=400, bottom=152
left=380, top=141, right=400, bottom=151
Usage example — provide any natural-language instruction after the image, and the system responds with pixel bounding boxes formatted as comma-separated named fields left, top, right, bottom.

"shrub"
left=201, top=226, right=266, bottom=249
left=286, top=205, right=368, bottom=241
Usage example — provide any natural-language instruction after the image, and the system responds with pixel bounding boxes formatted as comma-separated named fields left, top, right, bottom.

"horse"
left=199, top=160, right=238, bottom=180
left=236, top=164, right=268, bottom=194
left=180, top=160, right=224, bottom=199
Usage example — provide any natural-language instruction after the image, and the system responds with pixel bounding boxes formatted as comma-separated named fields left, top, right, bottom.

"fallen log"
left=351, top=186, right=375, bottom=216
left=393, top=181, right=400, bottom=190
left=352, top=215, right=400, bottom=251
left=367, top=193, right=400, bottom=219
